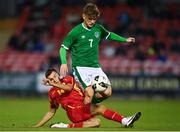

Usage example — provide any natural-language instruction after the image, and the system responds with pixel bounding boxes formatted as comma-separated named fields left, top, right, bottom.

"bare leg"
left=91, top=104, right=123, bottom=123
left=95, top=86, right=112, bottom=99
left=68, top=117, right=100, bottom=128
left=84, top=86, right=94, bottom=104
left=51, top=117, right=101, bottom=128
left=82, top=117, right=101, bottom=128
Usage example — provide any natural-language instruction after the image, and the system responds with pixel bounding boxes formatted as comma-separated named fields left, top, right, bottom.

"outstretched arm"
left=42, top=78, right=73, bottom=92
left=108, top=32, right=135, bottom=43
left=33, top=108, right=56, bottom=128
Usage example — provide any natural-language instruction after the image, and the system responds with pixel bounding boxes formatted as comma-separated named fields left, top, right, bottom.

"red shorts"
left=65, top=103, right=92, bottom=123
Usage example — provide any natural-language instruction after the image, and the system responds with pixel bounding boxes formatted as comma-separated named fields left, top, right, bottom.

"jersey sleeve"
left=49, top=97, right=57, bottom=109
left=99, top=24, right=110, bottom=39
left=48, top=91, right=59, bottom=109
left=62, top=29, right=77, bottom=50
left=62, top=76, right=74, bottom=85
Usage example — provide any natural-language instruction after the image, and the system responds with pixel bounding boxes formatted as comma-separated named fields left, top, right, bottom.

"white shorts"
left=73, top=66, right=111, bottom=89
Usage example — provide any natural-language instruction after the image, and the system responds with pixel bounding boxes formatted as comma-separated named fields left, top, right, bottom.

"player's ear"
left=82, top=14, right=86, bottom=20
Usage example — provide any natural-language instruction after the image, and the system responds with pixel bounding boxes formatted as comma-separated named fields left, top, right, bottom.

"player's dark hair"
left=45, top=68, right=58, bottom=78
left=83, top=3, right=100, bottom=18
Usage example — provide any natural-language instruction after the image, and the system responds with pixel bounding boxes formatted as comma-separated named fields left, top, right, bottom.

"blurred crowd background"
left=0, top=0, right=179, bottom=96
left=0, top=0, right=179, bottom=76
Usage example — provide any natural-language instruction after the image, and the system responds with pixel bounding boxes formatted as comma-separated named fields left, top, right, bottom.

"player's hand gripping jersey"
left=48, top=75, right=84, bottom=109
left=48, top=76, right=92, bottom=123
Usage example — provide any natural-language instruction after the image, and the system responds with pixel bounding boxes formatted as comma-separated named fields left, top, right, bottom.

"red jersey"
left=48, top=75, right=84, bottom=110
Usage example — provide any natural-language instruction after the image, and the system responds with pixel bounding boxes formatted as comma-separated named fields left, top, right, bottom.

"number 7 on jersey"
left=89, top=39, right=93, bottom=47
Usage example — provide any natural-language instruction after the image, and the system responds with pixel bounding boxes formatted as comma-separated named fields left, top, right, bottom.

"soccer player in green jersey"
left=59, top=3, right=135, bottom=105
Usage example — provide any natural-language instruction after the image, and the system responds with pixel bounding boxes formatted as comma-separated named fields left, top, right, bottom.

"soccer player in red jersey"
left=33, top=68, right=141, bottom=128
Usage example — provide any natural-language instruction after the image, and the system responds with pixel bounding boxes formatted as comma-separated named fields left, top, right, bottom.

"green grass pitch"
left=0, top=97, right=180, bottom=131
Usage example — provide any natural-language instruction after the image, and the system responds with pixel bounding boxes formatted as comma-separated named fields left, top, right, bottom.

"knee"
left=104, top=87, right=112, bottom=97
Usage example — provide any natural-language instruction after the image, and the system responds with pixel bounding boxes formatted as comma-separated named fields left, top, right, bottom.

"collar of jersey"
left=82, top=23, right=91, bottom=31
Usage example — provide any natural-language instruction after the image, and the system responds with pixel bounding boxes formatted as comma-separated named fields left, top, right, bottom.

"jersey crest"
left=94, top=32, right=100, bottom=38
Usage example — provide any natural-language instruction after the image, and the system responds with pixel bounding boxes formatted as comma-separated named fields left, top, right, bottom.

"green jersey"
left=62, top=23, right=110, bottom=67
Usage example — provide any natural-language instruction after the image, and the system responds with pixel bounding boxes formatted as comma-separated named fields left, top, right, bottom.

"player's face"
left=47, top=71, right=59, bottom=84
left=83, top=14, right=97, bottom=28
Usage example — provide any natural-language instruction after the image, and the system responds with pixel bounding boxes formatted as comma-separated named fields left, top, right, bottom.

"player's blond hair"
left=83, top=3, right=100, bottom=18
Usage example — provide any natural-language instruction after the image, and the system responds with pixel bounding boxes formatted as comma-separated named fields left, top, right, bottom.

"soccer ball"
left=92, top=75, right=109, bottom=92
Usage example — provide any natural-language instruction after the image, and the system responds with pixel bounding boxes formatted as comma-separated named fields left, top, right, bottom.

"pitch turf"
left=0, top=97, right=180, bottom=131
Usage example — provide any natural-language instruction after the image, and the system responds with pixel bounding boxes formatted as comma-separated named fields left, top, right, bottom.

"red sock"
left=68, top=122, right=83, bottom=128
left=102, top=109, right=124, bottom=123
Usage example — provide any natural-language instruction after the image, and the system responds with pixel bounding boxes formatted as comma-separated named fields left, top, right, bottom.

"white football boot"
left=50, top=122, right=68, bottom=128
left=122, top=112, right=141, bottom=127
